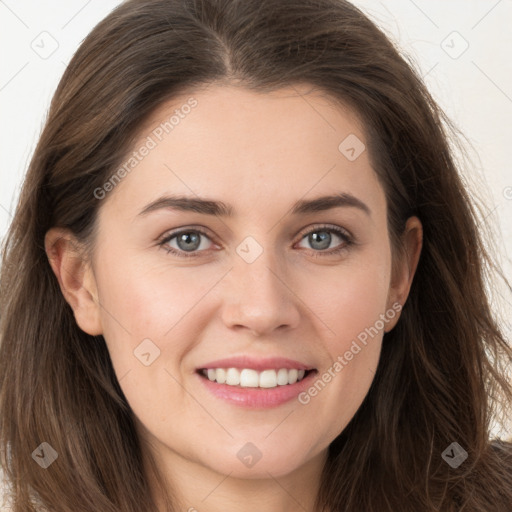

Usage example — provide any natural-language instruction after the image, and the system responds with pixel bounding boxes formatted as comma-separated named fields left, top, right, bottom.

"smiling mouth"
left=198, top=367, right=317, bottom=389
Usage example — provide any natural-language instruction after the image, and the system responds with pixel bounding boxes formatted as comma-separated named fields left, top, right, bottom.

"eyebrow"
left=138, top=192, right=371, bottom=218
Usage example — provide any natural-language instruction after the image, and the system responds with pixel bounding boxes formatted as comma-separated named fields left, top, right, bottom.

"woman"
left=1, top=0, right=511, bottom=510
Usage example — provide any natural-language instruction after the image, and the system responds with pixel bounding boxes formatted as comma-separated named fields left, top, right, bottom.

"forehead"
left=139, top=82, right=366, bottom=151
left=102, top=83, right=385, bottom=221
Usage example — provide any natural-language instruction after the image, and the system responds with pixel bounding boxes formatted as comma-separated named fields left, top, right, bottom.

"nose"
left=220, top=246, right=301, bottom=337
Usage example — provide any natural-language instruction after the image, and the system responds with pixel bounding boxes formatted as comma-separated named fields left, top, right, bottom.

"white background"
left=0, top=1, right=511, bottom=437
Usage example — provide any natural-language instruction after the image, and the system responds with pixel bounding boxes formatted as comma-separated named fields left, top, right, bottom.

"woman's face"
left=59, top=84, right=420, bottom=480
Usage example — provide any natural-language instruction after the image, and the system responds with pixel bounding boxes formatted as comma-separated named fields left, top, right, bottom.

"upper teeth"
left=203, top=368, right=307, bottom=388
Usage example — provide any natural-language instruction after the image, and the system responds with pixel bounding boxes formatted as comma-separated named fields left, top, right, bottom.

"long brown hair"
left=1, top=0, right=511, bottom=510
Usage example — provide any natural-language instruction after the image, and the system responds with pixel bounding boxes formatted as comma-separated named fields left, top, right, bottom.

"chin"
left=202, top=443, right=315, bottom=479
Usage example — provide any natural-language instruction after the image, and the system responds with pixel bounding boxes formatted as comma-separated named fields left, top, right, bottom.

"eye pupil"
left=177, top=232, right=200, bottom=251
left=309, top=231, right=331, bottom=250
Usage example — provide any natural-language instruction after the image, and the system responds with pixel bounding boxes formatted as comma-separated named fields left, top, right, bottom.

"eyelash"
left=157, top=224, right=354, bottom=259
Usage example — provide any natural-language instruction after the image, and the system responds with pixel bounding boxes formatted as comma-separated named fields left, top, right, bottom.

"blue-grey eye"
left=308, top=231, right=332, bottom=251
left=175, top=231, right=202, bottom=252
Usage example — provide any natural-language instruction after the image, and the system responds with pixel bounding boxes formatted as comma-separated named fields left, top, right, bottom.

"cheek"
left=93, top=255, right=210, bottom=422
left=95, top=247, right=210, bottom=335
left=94, top=249, right=227, bottom=383
left=296, top=246, right=391, bottom=433
left=306, top=248, right=392, bottom=351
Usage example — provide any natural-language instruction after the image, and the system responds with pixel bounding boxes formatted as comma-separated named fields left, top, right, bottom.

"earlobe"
left=385, top=216, right=423, bottom=332
left=44, top=227, right=103, bottom=336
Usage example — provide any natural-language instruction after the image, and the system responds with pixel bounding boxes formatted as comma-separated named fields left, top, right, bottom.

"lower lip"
left=197, top=370, right=317, bottom=408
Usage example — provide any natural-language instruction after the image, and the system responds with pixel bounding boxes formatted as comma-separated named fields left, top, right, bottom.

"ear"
left=385, top=216, right=423, bottom=332
left=44, top=227, right=103, bottom=336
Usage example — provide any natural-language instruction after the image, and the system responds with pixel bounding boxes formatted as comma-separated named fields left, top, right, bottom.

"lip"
left=196, top=369, right=318, bottom=408
left=197, top=356, right=314, bottom=372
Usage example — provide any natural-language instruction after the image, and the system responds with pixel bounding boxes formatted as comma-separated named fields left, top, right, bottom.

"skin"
left=45, top=83, right=422, bottom=512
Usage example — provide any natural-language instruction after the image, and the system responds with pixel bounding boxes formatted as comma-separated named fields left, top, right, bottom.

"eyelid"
left=295, top=223, right=353, bottom=242
left=158, top=224, right=216, bottom=240
left=159, top=223, right=353, bottom=243
left=158, top=223, right=355, bottom=258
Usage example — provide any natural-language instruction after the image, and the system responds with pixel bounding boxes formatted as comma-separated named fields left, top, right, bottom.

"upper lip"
left=198, top=356, right=315, bottom=372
